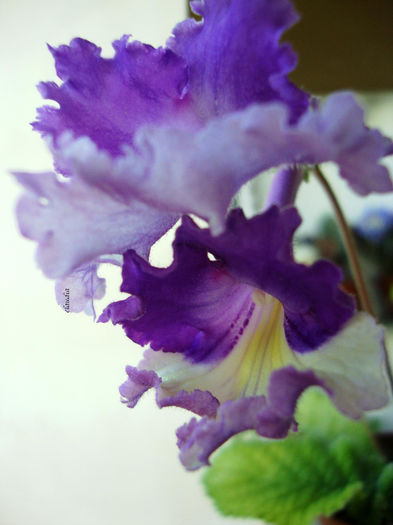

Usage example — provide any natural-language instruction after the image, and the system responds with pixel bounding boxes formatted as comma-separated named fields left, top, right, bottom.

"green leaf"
left=298, top=390, right=387, bottom=524
left=203, top=437, right=363, bottom=525
left=371, top=463, right=393, bottom=524
left=296, top=389, right=375, bottom=451
left=303, top=169, right=310, bottom=183
left=203, top=389, right=389, bottom=525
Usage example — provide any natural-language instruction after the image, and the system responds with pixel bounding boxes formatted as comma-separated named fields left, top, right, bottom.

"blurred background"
left=0, top=1, right=392, bottom=524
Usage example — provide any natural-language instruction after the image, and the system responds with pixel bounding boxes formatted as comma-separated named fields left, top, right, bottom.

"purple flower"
left=14, top=0, right=392, bottom=312
left=100, top=207, right=389, bottom=470
left=14, top=166, right=177, bottom=313
left=13, top=0, right=392, bottom=470
left=33, top=1, right=307, bottom=152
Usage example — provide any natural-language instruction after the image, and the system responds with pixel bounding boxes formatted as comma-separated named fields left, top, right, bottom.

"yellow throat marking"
left=234, top=291, right=297, bottom=399
left=159, top=291, right=299, bottom=404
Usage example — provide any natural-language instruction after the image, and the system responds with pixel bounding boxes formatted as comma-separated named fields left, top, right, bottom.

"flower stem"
left=312, top=165, right=374, bottom=316
left=264, top=166, right=304, bottom=209
left=313, top=166, right=393, bottom=394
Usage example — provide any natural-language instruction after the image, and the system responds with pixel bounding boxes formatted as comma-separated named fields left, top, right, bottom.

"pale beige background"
left=0, top=1, right=262, bottom=524
left=0, top=1, right=392, bottom=524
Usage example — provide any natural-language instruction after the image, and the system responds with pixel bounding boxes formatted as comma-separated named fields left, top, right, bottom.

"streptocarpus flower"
left=12, top=0, right=393, bottom=477
left=14, top=0, right=392, bottom=313
left=100, top=206, right=389, bottom=470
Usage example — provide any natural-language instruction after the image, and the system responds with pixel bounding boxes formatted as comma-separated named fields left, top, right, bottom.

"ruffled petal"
left=177, top=367, right=326, bottom=470
left=33, top=36, right=196, bottom=159
left=176, top=396, right=266, bottom=470
left=55, top=263, right=105, bottom=315
left=157, top=388, right=219, bottom=418
left=119, top=365, right=219, bottom=418
left=131, top=314, right=388, bottom=470
left=114, top=295, right=296, bottom=407
left=107, top=213, right=388, bottom=470
left=101, top=207, right=354, bottom=358
left=14, top=169, right=177, bottom=279
left=176, top=366, right=328, bottom=470
left=174, top=313, right=389, bottom=470
left=168, top=0, right=308, bottom=120
left=299, top=93, right=393, bottom=195
left=100, top=243, right=255, bottom=362
left=123, top=93, right=392, bottom=233
left=297, top=312, right=389, bottom=418
left=119, top=366, right=162, bottom=408
left=176, top=208, right=355, bottom=353
left=258, top=367, right=327, bottom=433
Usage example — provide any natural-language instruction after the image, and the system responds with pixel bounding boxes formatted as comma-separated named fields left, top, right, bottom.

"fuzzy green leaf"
left=371, top=463, right=393, bottom=524
left=204, top=389, right=389, bottom=525
left=296, top=390, right=375, bottom=450
left=203, top=436, right=363, bottom=525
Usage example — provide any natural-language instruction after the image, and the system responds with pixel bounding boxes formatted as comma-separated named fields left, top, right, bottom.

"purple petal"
left=119, top=366, right=161, bottom=408
left=156, top=389, right=219, bottom=418
left=176, top=345, right=388, bottom=469
left=119, top=365, right=219, bottom=417
left=176, top=208, right=355, bottom=353
left=261, top=366, right=328, bottom=425
left=100, top=241, right=255, bottom=362
left=127, top=316, right=388, bottom=470
left=177, top=396, right=267, bottom=470
left=99, top=296, right=143, bottom=325
left=127, top=93, right=392, bottom=232
left=55, top=263, right=105, bottom=315
left=14, top=169, right=177, bottom=279
left=168, top=0, right=308, bottom=121
left=299, top=93, right=393, bottom=195
left=33, top=36, right=196, bottom=159
left=176, top=379, right=323, bottom=470
left=264, top=166, right=303, bottom=209
left=101, top=207, right=354, bottom=356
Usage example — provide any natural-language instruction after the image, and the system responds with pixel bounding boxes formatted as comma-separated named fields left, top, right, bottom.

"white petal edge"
left=298, top=312, right=389, bottom=418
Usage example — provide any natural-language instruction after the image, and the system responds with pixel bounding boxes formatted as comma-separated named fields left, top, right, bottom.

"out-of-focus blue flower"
left=356, top=208, right=393, bottom=243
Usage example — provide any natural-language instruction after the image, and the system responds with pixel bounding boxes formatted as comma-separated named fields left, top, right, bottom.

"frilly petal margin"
left=33, top=36, right=196, bottom=160
left=178, top=208, right=355, bottom=353
left=14, top=169, right=177, bottom=279
left=297, top=312, right=389, bottom=418
left=118, top=92, right=392, bottom=233
left=177, top=313, right=388, bottom=470
left=119, top=367, right=161, bottom=409
left=168, top=0, right=308, bottom=121
left=117, top=313, right=388, bottom=470
left=176, top=313, right=388, bottom=470
left=99, top=241, right=254, bottom=361
left=119, top=365, right=219, bottom=418
left=54, top=263, right=106, bottom=316
left=101, top=207, right=354, bottom=354
left=177, top=397, right=267, bottom=471
left=176, top=369, right=326, bottom=470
